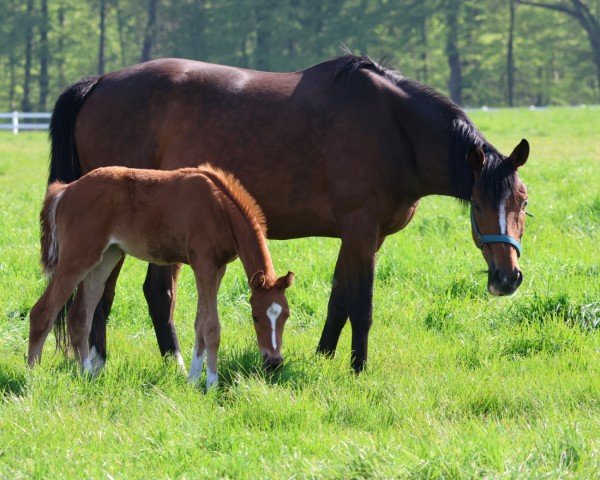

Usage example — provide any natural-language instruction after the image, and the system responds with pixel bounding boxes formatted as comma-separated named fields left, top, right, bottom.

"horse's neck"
left=390, top=89, right=474, bottom=200
left=222, top=197, right=275, bottom=281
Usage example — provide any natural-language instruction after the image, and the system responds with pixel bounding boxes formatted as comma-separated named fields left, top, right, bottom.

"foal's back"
left=56, top=166, right=229, bottom=265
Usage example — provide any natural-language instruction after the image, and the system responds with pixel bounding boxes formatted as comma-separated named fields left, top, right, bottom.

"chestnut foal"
left=28, top=165, right=294, bottom=388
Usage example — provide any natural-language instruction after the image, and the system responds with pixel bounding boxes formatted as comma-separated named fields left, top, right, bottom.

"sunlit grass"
left=1, top=107, right=599, bottom=478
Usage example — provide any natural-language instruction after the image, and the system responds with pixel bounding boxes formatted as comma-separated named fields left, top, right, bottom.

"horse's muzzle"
left=488, top=268, right=523, bottom=296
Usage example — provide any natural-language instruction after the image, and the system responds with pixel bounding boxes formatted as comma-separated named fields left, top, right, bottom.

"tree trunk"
left=38, top=0, right=50, bottom=111
left=141, top=0, right=158, bottom=62
left=98, top=0, right=106, bottom=75
left=115, top=0, right=127, bottom=66
left=9, top=52, right=17, bottom=111
left=445, top=0, right=463, bottom=105
left=420, top=14, right=429, bottom=84
left=58, top=3, right=66, bottom=88
left=254, top=2, right=274, bottom=70
left=507, top=0, right=516, bottom=106
left=517, top=0, right=600, bottom=98
left=21, top=0, right=35, bottom=112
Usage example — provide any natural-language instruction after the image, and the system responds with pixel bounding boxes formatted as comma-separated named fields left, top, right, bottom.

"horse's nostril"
left=493, top=269, right=502, bottom=283
left=515, top=270, right=523, bottom=288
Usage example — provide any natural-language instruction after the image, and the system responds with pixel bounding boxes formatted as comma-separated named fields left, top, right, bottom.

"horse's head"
left=468, top=139, right=529, bottom=296
left=248, top=270, right=294, bottom=369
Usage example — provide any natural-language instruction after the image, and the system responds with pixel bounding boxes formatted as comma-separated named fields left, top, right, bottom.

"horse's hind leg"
left=67, top=247, right=124, bottom=375
left=143, top=263, right=184, bottom=368
left=88, top=255, right=125, bottom=368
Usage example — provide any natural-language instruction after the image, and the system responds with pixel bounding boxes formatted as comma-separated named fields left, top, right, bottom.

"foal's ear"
left=467, top=145, right=485, bottom=173
left=276, top=271, right=295, bottom=290
left=509, top=139, right=529, bottom=168
left=249, top=270, right=267, bottom=290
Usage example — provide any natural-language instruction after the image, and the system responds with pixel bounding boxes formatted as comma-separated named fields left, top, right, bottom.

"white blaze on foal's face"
left=267, top=302, right=283, bottom=350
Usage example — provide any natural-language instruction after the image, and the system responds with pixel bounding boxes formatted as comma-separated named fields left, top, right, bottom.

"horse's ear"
left=509, top=139, right=529, bottom=168
left=467, top=145, right=485, bottom=173
left=249, top=270, right=267, bottom=290
left=276, top=271, right=295, bottom=290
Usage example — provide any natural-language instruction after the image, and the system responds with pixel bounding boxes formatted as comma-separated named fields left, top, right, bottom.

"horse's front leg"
left=317, top=236, right=385, bottom=358
left=337, top=210, right=379, bottom=373
left=188, top=261, right=226, bottom=390
left=317, top=250, right=348, bottom=356
left=143, top=263, right=184, bottom=369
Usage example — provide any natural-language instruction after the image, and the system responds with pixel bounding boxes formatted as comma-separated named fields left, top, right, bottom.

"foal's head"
left=468, top=139, right=530, bottom=296
left=249, top=270, right=294, bottom=369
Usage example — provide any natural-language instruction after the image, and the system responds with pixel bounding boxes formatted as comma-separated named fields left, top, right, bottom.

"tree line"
left=0, top=0, right=598, bottom=112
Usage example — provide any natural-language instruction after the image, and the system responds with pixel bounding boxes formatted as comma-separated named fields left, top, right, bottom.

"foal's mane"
left=197, top=164, right=268, bottom=236
left=333, top=53, right=518, bottom=207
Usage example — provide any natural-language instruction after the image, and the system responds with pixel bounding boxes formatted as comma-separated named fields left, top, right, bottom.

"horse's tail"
left=49, top=75, right=101, bottom=183
left=40, top=182, right=68, bottom=278
left=48, top=76, right=100, bottom=352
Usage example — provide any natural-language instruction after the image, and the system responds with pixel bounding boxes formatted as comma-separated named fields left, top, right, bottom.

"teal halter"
left=470, top=206, right=522, bottom=257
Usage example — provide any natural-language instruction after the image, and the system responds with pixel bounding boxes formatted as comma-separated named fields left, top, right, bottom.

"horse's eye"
left=473, top=203, right=481, bottom=212
left=252, top=316, right=258, bottom=323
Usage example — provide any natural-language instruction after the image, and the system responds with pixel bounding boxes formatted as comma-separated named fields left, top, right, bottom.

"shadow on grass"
left=504, top=293, right=600, bottom=330
left=216, top=343, right=315, bottom=390
left=0, top=368, right=27, bottom=397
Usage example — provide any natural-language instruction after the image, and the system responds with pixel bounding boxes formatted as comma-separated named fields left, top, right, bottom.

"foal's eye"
left=522, top=200, right=528, bottom=209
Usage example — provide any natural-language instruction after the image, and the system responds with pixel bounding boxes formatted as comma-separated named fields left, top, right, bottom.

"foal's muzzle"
left=488, top=268, right=523, bottom=296
left=263, top=354, right=283, bottom=371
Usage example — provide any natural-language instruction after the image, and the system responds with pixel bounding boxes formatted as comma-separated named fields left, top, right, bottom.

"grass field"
left=1, top=107, right=599, bottom=478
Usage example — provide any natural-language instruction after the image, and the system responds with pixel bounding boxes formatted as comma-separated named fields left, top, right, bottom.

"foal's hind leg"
left=28, top=272, right=85, bottom=366
left=88, top=255, right=125, bottom=368
left=67, top=247, right=124, bottom=375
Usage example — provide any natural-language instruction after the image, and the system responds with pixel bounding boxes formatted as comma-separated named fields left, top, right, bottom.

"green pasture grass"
left=1, top=107, right=599, bottom=478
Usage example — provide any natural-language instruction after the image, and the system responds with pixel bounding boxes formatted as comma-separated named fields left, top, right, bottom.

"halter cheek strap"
left=471, top=207, right=522, bottom=257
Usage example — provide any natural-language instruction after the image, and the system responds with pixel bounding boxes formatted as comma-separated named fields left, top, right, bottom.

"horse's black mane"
left=333, top=53, right=517, bottom=206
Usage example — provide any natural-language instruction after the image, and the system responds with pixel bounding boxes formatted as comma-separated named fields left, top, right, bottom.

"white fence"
left=0, top=111, right=51, bottom=134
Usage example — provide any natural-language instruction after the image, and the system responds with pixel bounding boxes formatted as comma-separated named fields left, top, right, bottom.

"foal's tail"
left=48, top=75, right=101, bottom=184
left=40, top=182, right=70, bottom=352
left=40, top=182, right=68, bottom=278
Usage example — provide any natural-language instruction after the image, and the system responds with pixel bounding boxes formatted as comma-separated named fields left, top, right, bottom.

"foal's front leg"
left=188, top=262, right=226, bottom=390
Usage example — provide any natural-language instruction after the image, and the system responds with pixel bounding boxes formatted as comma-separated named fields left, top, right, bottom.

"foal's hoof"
left=206, top=370, right=218, bottom=390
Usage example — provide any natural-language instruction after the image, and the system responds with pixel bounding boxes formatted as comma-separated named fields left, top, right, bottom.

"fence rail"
left=0, top=111, right=51, bottom=134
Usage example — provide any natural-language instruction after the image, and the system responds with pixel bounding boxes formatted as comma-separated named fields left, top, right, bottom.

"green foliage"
left=0, top=0, right=599, bottom=112
left=0, top=108, right=599, bottom=477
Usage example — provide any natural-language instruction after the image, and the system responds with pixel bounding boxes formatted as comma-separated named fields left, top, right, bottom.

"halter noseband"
left=470, top=206, right=522, bottom=257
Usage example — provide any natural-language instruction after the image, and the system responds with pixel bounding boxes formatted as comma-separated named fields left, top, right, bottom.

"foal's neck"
left=221, top=195, right=276, bottom=282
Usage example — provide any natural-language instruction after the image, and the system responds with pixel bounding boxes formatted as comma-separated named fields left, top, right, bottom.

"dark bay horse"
left=31, top=165, right=293, bottom=388
left=48, top=54, right=530, bottom=373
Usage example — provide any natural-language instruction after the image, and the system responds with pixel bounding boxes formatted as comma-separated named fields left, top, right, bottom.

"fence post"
left=12, top=111, right=18, bottom=135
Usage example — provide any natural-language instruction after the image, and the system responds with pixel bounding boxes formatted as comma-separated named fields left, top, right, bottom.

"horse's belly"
left=381, top=200, right=420, bottom=236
